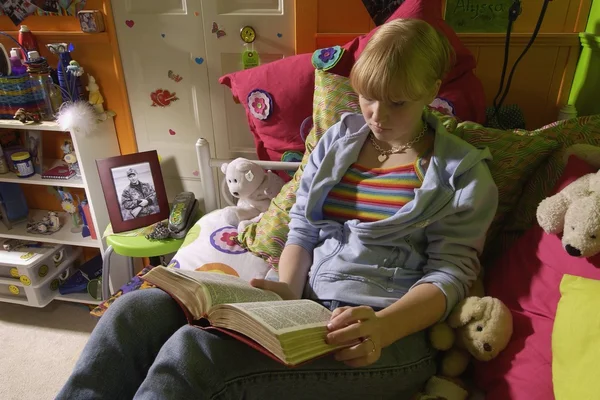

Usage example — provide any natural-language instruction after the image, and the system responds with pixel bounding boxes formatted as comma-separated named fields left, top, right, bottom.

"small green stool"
left=101, top=230, right=184, bottom=301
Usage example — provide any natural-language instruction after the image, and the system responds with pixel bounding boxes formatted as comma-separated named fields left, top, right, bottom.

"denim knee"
left=105, top=288, right=175, bottom=316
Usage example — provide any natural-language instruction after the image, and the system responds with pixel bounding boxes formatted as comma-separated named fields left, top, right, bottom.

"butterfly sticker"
left=211, top=22, right=226, bottom=39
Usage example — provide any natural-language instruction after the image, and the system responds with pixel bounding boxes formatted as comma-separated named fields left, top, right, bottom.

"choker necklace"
left=369, top=121, right=428, bottom=162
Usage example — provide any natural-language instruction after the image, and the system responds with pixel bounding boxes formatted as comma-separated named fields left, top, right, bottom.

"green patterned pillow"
left=504, top=115, right=600, bottom=233
left=238, top=70, right=360, bottom=267
left=451, top=122, right=560, bottom=246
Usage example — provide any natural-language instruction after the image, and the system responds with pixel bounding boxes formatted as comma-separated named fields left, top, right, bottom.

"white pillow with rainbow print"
left=168, top=210, right=272, bottom=282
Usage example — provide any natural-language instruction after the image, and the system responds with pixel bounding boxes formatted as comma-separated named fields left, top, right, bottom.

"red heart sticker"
left=125, top=20, right=135, bottom=28
left=169, top=129, right=176, bottom=136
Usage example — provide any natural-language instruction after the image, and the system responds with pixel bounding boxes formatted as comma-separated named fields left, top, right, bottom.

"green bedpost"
left=568, top=0, right=600, bottom=117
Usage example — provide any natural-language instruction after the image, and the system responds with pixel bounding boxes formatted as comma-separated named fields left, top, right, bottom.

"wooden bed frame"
left=294, top=0, right=592, bottom=130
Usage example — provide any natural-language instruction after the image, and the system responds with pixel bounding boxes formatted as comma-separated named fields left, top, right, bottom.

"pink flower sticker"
left=429, top=97, right=455, bottom=116
left=247, top=89, right=273, bottom=121
left=210, top=227, right=247, bottom=255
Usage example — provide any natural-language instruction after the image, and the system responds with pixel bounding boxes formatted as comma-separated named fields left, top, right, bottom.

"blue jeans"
left=57, top=289, right=435, bottom=400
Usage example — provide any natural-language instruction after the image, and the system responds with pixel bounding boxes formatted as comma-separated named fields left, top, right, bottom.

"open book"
left=141, top=266, right=346, bottom=366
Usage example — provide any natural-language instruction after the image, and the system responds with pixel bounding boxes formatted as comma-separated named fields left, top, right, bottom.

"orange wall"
left=0, top=0, right=136, bottom=155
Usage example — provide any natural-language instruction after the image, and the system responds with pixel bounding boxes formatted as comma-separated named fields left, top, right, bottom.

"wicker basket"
left=0, top=74, right=48, bottom=120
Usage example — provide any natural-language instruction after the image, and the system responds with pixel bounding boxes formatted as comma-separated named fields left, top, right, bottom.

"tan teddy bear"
left=417, top=296, right=513, bottom=400
left=537, top=169, right=600, bottom=257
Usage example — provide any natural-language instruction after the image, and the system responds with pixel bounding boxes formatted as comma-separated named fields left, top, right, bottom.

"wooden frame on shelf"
left=96, top=150, right=169, bottom=233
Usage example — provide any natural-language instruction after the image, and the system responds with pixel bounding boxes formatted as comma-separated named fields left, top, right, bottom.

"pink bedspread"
left=476, top=156, right=600, bottom=399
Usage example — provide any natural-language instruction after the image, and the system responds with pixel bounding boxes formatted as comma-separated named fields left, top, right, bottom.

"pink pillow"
left=219, top=0, right=484, bottom=165
left=476, top=155, right=600, bottom=399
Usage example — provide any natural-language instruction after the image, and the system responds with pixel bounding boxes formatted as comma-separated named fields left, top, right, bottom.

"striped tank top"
left=322, top=156, right=428, bottom=223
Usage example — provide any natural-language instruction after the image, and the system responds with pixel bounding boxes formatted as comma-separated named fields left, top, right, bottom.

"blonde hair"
left=350, top=19, right=455, bottom=102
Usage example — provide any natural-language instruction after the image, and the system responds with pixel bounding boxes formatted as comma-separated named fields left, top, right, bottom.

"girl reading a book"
left=58, top=18, right=497, bottom=399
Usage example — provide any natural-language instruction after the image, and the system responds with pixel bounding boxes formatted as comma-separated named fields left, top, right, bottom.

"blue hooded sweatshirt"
left=286, top=111, right=498, bottom=320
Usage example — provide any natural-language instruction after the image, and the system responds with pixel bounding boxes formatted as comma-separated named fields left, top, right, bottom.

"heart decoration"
left=194, top=11, right=199, bottom=16
left=193, top=170, right=200, bottom=177
left=277, top=33, right=283, bottom=38
left=195, top=57, right=204, bottom=65
left=169, top=129, right=176, bottom=136
left=125, top=20, right=135, bottom=28
left=150, top=89, right=179, bottom=107
left=161, top=33, right=166, bottom=38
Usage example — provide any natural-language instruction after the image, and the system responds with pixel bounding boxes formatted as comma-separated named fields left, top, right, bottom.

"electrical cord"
left=490, top=0, right=521, bottom=126
left=490, top=0, right=551, bottom=129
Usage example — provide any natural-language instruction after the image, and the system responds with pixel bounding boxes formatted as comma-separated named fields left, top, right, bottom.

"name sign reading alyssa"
left=444, top=0, right=513, bottom=33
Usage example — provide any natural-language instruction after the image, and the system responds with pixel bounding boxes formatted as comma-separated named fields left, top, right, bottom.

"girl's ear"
left=426, top=79, right=442, bottom=104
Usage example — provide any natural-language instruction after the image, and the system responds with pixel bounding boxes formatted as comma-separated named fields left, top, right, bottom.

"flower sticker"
left=247, top=89, right=273, bottom=121
left=312, top=46, right=344, bottom=70
left=429, top=97, right=455, bottom=116
left=210, top=227, right=247, bottom=255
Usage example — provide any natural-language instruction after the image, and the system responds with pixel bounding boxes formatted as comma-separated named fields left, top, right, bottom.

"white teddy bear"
left=220, top=158, right=284, bottom=232
left=536, top=169, right=600, bottom=257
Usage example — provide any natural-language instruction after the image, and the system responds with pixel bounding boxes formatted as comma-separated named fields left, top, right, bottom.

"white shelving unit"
left=0, top=118, right=123, bottom=306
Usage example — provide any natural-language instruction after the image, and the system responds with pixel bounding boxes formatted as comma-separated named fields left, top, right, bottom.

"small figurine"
left=86, top=75, right=105, bottom=114
left=48, top=212, right=61, bottom=232
left=61, top=140, right=80, bottom=176
left=14, top=108, right=41, bottom=125
left=26, top=212, right=62, bottom=235
left=61, top=140, right=74, bottom=157
left=66, top=60, right=85, bottom=77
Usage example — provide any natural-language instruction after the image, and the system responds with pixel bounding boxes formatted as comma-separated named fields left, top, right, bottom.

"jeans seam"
left=209, top=354, right=434, bottom=400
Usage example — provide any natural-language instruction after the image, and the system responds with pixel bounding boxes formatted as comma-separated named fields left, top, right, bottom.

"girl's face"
left=359, top=80, right=440, bottom=142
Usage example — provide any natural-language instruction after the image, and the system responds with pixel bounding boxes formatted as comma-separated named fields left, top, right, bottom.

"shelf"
left=0, top=169, right=84, bottom=188
left=0, top=294, right=30, bottom=306
left=0, top=276, right=21, bottom=286
left=55, top=292, right=102, bottom=306
left=0, top=120, right=64, bottom=132
left=0, top=31, right=110, bottom=44
left=0, top=210, right=101, bottom=248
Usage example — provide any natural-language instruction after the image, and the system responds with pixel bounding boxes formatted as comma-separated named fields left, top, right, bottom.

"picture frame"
left=96, top=150, right=169, bottom=233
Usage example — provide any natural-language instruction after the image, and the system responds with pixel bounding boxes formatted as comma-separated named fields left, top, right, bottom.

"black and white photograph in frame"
left=112, top=162, right=160, bottom=221
left=96, top=150, right=170, bottom=233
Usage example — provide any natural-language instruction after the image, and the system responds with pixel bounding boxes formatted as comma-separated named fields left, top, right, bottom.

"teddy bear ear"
left=447, top=297, right=485, bottom=328
left=220, top=163, right=229, bottom=174
left=536, top=194, right=569, bottom=234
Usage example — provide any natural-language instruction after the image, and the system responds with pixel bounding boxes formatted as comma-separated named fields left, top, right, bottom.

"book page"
left=174, top=270, right=281, bottom=310
left=221, top=300, right=333, bottom=335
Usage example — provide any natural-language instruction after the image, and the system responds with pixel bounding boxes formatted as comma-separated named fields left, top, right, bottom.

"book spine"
left=82, top=203, right=97, bottom=240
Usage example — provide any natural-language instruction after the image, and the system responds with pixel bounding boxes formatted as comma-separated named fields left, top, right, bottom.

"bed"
left=92, top=1, right=600, bottom=398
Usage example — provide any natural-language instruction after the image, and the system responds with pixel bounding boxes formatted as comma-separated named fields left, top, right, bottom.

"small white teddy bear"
left=537, top=169, right=600, bottom=257
left=220, top=158, right=284, bottom=232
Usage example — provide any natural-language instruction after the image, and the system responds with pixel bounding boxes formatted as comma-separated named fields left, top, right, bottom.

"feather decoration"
left=57, top=101, right=98, bottom=136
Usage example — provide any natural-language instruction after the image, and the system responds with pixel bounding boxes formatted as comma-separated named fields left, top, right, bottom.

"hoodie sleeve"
left=413, top=162, right=498, bottom=321
left=285, top=119, right=346, bottom=253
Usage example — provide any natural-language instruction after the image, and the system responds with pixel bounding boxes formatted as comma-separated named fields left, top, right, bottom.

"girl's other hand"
left=326, top=306, right=383, bottom=367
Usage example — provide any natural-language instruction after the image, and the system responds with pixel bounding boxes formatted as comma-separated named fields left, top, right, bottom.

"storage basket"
left=0, top=74, right=47, bottom=119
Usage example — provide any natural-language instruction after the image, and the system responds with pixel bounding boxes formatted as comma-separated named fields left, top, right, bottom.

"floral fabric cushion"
left=238, top=70, right=560, bottom=268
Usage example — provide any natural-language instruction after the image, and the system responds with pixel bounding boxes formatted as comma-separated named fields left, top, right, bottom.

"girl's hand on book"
left=250, top=279, right=299, bottom=300
left=325, top=306, right=382, bottom=367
